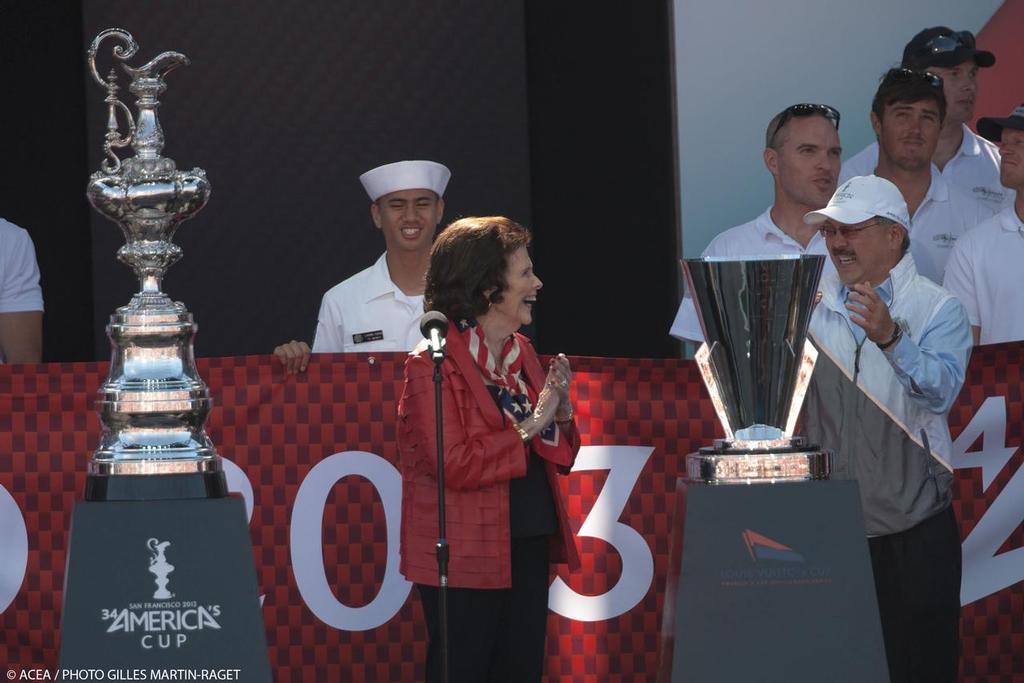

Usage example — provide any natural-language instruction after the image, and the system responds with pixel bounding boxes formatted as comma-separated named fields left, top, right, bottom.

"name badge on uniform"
left=352, top=330, right=384, bottom=344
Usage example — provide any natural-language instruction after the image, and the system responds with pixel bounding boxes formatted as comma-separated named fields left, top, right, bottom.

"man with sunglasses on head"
left=841, top=27, right=1011, bottom=211
left=944, top=104, right=1024, bottom=345
left=852, top=67, right=994, bottom=285
left=802, top=174, right=971, bottom=683
left=670, top=103, right=841, bottom=342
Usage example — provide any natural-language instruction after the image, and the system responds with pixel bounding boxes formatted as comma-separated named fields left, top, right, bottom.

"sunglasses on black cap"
left=920, top=30, right=976, bottom=56
left=884, top=68, right=943, bottom=89
left=767, top=103, right=840, bottom=147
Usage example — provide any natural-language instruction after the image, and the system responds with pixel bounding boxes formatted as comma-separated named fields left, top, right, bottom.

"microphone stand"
left=430, top=344, right=450, bottom=683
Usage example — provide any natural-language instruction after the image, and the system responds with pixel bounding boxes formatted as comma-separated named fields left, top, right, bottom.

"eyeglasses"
left=884, top=68, right=943, bottom=90
left=921, top=30, right=975, bottom=56
left=767, top=103, right=841, bottom=147
left=818, top=220, right=886, bottom=239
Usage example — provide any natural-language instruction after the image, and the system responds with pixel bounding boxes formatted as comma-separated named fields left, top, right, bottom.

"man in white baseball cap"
left=801, top=174, right=971, bottom=683
left=274, top=160, right=450, bottom=372
left=944, top=104, right=1024, bottom=345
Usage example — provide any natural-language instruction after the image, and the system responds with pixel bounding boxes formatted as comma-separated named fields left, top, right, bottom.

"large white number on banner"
left=0, top=485, right=29, bottom=614
left=290, top=451, right=411, bottom=630
left=221, top=456, right=264, bottom=605
left=222, top=456, right=255, bottom=522
left=549, top=445, right=655, bottom=621
left=952, top=396, right=1024, bottom=605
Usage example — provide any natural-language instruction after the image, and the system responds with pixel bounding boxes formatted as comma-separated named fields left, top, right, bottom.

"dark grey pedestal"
left=660, top=479, right=888, bottom=683
left=58, top=496, right=272, bottom=681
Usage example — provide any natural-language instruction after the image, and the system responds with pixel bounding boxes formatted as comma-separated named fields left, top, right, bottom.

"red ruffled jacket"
left=397, top=330, right=581, bottom=589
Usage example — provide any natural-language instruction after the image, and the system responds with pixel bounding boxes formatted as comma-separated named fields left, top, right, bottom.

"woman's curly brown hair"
left=424, top=216, right=532, bottom=321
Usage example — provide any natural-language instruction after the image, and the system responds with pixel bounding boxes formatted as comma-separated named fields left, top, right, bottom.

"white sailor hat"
left=359, top=160, right=451, bottom=202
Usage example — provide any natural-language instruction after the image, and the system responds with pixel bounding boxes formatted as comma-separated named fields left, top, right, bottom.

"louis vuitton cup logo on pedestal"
left=682, top=255, right=831, bottom=483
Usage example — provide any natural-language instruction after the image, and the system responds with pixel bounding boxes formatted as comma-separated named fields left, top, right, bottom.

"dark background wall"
left=525, top=1, right=681, bottom=358
left=0, top=2, right=94, bottom=362
left=1, top=1, right=680, bottom=362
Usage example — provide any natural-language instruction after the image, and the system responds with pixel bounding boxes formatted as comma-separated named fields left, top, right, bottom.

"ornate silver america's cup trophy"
left=84, top=28, right=224, bottom=499
left=682, top=255, right=830, bottom=483
left=59, top=31, right=271, bottom=679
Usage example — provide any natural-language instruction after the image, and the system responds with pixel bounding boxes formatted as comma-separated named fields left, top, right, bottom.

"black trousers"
left=416, top=536, right=551, bottom=683
left=868, top=505, right=962, bottom=683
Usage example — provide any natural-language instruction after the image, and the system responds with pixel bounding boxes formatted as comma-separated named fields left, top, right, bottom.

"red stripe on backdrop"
left=0, top=346, right=1022, bottom=681
left=974, top=0, right=1024, bottom=128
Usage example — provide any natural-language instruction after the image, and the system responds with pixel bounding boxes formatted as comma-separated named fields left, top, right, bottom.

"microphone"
left=419, top=311, right=449, bottom=362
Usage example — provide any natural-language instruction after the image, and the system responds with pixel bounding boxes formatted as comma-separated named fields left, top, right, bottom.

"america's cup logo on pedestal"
left=682, top=255, right=830, bottom=483
left=147, top=538, right=175, bottom=600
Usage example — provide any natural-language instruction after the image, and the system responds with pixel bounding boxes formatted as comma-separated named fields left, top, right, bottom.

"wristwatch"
left=876, top=324, right=902, bottom=351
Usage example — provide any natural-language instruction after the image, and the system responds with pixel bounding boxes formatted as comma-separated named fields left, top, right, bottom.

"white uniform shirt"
left=0, top=218, right=44, bottom=364
left=942, top=206, right=1024, bottom=344
left=840, top=124, right=1014, bottom=211
left=906, top=167, right=995, bottom=285
left=669, top=208, right=832, bottom=342
left=312, top=253, right=424, bottom=353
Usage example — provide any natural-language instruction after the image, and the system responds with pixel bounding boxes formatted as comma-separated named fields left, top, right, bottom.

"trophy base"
left=85, top=471, right=228, bottom=501
left=685, top=436, right=830, bottom=484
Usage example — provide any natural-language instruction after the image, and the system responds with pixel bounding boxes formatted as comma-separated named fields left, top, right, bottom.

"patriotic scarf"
left=457, top=319, right=560, bottom=451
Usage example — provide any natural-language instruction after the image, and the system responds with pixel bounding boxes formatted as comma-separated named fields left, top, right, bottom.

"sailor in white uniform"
left=274, top=160, right=449, bottom=372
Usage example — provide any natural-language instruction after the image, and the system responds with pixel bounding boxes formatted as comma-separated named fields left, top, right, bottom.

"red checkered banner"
left=1, top=346, right=1022, bottom=681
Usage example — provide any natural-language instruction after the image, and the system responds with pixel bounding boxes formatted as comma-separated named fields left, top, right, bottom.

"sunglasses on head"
left=921, top=30, right=975, bottom=56
left=884, top=68, right=943, bottom=90
left=768, top=103, right=841, bottom=147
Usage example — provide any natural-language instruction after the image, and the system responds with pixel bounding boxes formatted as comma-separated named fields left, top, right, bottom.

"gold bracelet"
left=513, top=423, right=531, bottom=442
left=555, top=409, right=574, bottom=424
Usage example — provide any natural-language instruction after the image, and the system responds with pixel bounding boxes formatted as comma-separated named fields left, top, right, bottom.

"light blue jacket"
left=803, top=253, right=971, bottom=535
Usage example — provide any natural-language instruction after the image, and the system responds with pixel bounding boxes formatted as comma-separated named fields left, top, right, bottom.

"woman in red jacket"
left=397, top=216, right=580, bottom=683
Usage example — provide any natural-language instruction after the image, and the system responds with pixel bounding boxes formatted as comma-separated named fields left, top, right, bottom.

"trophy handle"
left=87, top=29, right=138, bottom=173
left=87, top=28, right=138, bottom=87
left=695, top=342, right=735, bottom=441
left=783, top=339, right=818, bottom=438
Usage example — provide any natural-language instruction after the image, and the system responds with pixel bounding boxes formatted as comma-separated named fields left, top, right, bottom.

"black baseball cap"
left=977, top=104, right=1024, bottom=143
left=901, top=27, right=995, bottom=70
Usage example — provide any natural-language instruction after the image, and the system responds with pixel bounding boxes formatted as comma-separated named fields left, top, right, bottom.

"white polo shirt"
left=906, top=167, right=995, bottom=284
left=669, top=208, right=832, bottom=342
left=312, top=253, right=424, bottom=353
left=840, top=124, right=1014, bottom=211
left=0, top=218, right=43, bottom=314
left=942, top=206, right=1024, bottom=345
left=0, top=218, right=44, bottom=364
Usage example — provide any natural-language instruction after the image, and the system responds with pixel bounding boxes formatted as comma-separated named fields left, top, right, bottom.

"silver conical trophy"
left=84, top=28, right=224, bottom=499
left=682, top=255, right=830, bottom=483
